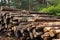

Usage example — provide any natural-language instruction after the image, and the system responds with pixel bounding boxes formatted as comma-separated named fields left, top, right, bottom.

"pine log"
left=49, top=30, right=55, bottom=37
left=36, top=22, right=60, bottom=27
left=1, top=6, right=21, bottom=11
left=52, top=39, right=60, bottom=40
left=29, top=11, right=50, bottom=15
left=34, top=18, right=60, bottom=22
left=43, top=27, right=60, bottom=32
left=43, top=27, right=52, bottom=32
left=57, top=33, right=60, bottom=39
left=55, top=30, right=60, bottom=33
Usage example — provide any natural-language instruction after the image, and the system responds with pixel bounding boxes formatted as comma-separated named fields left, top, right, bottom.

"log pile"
left=0, top=6, right=60, bottom=40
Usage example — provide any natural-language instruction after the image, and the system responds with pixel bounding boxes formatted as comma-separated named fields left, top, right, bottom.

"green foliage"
left=39, top=3, right=60, bottom=16
left=54, top=3, right=60, bottom=16
left=48, top=0, right=59, bottom=5
left=0, top=0, right=50, bottom=10
left=21, top=0, right=29, bottom=10
left=40, top=6, right=55, bottom=12
left=55, top=4, right=60, bottom=13
left=0, top=0, right=60, bottom=12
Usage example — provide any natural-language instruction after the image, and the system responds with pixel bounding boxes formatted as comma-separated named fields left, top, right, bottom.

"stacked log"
left=0, top=7, right=60, bottom=40
left=0, top=6, right=21, bottom=11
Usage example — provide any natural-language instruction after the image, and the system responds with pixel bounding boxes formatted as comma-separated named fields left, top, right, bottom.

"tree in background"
left=0, top=0, right=7, bottom=6
left=11, top=0, right=21, bottom=9
left=40, top=0, right=60, bottom=16
left=0, top=0, right=59, bottom=12
left=0, top=0, right=48, bottom=11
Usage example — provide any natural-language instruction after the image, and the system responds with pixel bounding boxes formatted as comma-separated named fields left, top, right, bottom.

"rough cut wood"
left=29, top=11, right=50, bottom=14
left=52, top=39, right=60, bottom=40
left=36, top=22, right=60, bottom=27
left=43, top=27, right=52, bottom=32
left=1, top=6, right=60, bottom=40
left=27, top=18, right=60, bottom=22
left=34, top=18, right=60, bottom=22
left=1, top=6, right=21, bottom=11
left=49, top=30, right=55, bottom=37
left=43, top=27, right=60, bottom=32
left=55, top=30, right=60, bottom=33
left=57, top=33, right=60, bottom=39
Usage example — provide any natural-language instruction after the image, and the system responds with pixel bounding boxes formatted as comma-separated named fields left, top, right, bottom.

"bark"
left=1, top=6, right=21, bottom=11
left=36, top=22, right=60, bottom=27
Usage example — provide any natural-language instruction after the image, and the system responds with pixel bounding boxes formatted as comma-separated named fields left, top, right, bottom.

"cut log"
left=34, top=18, right=60, bottom=22
left=29, top=11, right=50, bottom=15
left=43, top=27, right=52, bottom=32
left=52, top=39, right=60, bottom=40
left=49, top=30, right=55, bottom=37
left=36, top=22, right=60, bottom=27
left=1, top=6, right=21, bottom=11
left=43, top=27, right=60, bottom=32
left=55, top=30, right=60, bottom=33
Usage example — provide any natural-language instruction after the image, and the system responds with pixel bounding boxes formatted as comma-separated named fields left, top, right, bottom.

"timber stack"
left=0, top=6, right=60, bottom=40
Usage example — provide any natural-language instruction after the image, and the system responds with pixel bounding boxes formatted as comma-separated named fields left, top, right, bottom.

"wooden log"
left=26, top=37, right=31, bottom=40
left=41, top=32, right=50, bottom=40
left=34, top=18, right=60, bottom=22
left=36, top=22, right=60, bottom=27
left=44, top=29, right=60, bottom=37
left=43, top=37, right=47, bottom=40
left=55, top=30, right=60, bottom=33
left=52, top=39, right=60, bottom=40
left=32, top=29, right=36, bottom=38
left=29, top=11, right=50, bottom=15
left=43, top=29, right=60, bottom=38
left=57, top=33, right=60, bottom=39
left=29, top=32, right=33, bottom=39
left=34, top=32, right=43, bottom=38
left=26, top=27, right=34, bottom=39
left=49, top=30, right=55, bottom=37
left=1, top=6, right=21, bottom=11
left=43, top=27, right=52, bottom=32
left=12, top=26, right=16, bottom=31
left=43, top=27, right=60, bottom=32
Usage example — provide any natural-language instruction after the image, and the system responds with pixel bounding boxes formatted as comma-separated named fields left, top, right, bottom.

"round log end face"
left=49, top=30, right=55, bottom=37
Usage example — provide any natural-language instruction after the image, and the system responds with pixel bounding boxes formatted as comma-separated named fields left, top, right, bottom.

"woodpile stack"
left=0, top=6, right=60, bottom=40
